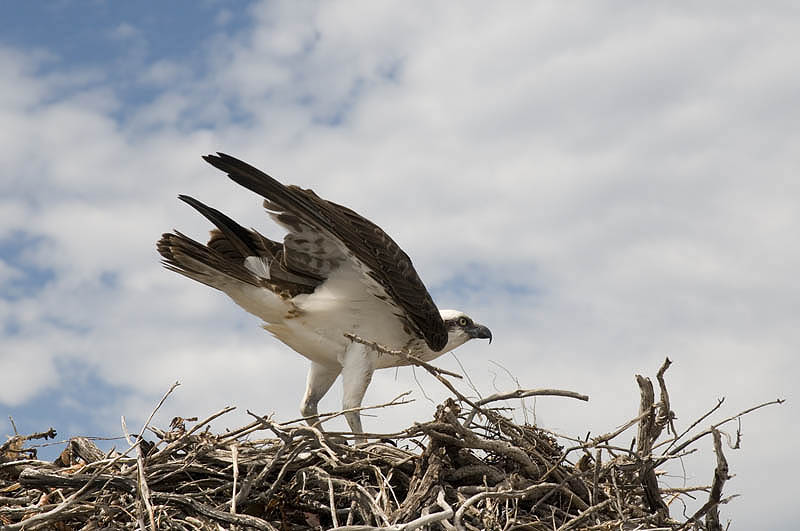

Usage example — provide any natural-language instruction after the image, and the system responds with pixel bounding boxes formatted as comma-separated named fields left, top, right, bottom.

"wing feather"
left=202, top=152, right=448, bottom=351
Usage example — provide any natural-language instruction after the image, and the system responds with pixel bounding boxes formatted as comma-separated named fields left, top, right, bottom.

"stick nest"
left=0, top=358, right=782, bottom=530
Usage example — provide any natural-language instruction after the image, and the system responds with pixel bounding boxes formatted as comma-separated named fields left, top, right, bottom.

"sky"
left=0, top=1, right=797, bottom=527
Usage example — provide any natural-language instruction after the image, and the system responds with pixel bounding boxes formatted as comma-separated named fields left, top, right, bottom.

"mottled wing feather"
left=202, top=152, right=448, bottom=351
left=266, top=207, right=346, bottom=282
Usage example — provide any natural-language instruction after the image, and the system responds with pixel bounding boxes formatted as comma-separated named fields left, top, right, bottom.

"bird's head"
left=439, top=309, right=492, bottom=352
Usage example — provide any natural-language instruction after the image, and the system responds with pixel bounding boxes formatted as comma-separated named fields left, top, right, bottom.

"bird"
left=157, top=153, right=492, bottom=434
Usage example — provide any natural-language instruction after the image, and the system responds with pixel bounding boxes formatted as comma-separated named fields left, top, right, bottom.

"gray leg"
left=340, top=342, right=375, bottom=435
left=300, top=362, right=341, bottom=428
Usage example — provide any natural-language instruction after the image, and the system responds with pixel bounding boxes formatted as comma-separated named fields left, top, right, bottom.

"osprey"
left=157, top=154, right=492, bottom=433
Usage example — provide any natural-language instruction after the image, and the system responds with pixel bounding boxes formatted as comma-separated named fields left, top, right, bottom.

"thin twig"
left=230, top=442, right=239, bottom=515
left=1, top=447, right=132, bottom=530
left=121, top=416, right=156, bottom=531
left=663, top=398, right=785, bottom=460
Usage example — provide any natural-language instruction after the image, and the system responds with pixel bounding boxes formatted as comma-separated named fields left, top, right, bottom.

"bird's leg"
left=339, top=341, right=375, bottom=437
left=300, top=362, right=341, bottom=428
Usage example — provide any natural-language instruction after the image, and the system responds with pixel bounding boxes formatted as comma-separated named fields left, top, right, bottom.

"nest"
left=0, top=358, right=782, bottom=530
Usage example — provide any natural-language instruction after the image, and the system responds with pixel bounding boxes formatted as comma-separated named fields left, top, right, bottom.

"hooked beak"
left=468, top=323, right=493, bottom=344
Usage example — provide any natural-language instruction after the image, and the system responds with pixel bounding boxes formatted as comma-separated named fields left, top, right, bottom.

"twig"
left=588, top=410, right=653, bottom=447
left=139, top=381, right=180, bottom=440
left=0, top=428, right=57, bottom=454
left=121, top=416, right=156, bottom=531
left=454, top=483, right=572, bottom=531
left=555, top=498, right=613, bottom=531
left=330, top=489, right=452, bottom=531
left=465, top=388, right=589, bottom=427
left=152, top=492, right=278, bottom=530
left=635, top=373, right=669, bottom=516
left=345, top=333, right=489, bottom=417
left=678, top=429, right=732, bottom=531
left=328, top=475, right=340, bottom=527
left=658, top=397, right=725, bottom=454
left=654, top=357, right=675, bottom=440
left=1, top=447, right=131, bottom=530
left=230, top=442, right=239, bottom=515
left=288, top=392, right=415, bottom=430
left=149, top=405, right=237, bottom=463
left=663, top=398, right=785, bottom=460
left=344, top=333, right=464, bottom=379
left=218, top=392, right=414, bottom=442
left=475, top=388, right=589, bottom=407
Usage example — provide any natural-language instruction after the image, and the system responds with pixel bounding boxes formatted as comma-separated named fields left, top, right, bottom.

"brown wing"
left=202, top=152, right=448, bottom=351
left=157, top=195, right=324, bottom=298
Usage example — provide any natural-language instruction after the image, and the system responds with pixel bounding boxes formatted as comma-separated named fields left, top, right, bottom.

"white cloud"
left=139, top=59, right=191, bottom=87
left=0, top=339, right=61, bottom=406
left=0, top=2, right=796, bottom=527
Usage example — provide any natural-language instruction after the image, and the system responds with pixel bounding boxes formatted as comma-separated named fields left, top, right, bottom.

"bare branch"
left=0, top=360, right=777, bottom=530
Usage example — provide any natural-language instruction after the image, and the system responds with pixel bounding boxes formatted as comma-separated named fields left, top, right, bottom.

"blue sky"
left=0, top=2, right=797, bottom=527
left=2, top=2, right=232, bottom=59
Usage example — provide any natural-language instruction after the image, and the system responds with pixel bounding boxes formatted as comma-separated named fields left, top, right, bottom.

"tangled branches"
left=0, top=358, right=783, bottom=530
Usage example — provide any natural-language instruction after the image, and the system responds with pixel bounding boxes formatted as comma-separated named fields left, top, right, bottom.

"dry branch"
left=0, top=358, right=782, bottom=530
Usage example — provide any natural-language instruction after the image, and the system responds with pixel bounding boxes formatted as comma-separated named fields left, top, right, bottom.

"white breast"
left=253, top=262, right=427, bottom=368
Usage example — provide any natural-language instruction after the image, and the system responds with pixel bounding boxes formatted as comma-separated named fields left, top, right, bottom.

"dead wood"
left=0, top=357, right=782, bottom=530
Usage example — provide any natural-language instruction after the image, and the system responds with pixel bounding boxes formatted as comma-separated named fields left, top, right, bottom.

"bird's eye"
left=458, top=317, right=469, bottom=327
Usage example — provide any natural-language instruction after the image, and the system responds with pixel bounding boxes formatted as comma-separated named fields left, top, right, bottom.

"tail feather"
left=158, top=195, right=324, bottom=297
left=158, top=231, right=293, bottom=323
left=157, top=231, right=259, bottom=289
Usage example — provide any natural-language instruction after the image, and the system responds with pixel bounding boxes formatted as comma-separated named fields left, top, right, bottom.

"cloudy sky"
left=1, top=1, right=796, bottom=527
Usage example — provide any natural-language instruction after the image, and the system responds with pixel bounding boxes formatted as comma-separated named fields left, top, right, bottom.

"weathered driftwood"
left=0, top=358, right=783, bottom=530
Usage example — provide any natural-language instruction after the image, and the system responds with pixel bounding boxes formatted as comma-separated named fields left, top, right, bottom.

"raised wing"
left=202, top=153, right=448, bottom=351
left=158, top=195, right=324, bottom=298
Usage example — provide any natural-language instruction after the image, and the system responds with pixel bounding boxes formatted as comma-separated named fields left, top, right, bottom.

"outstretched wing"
left=203, top=152, right=448, bottom=351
